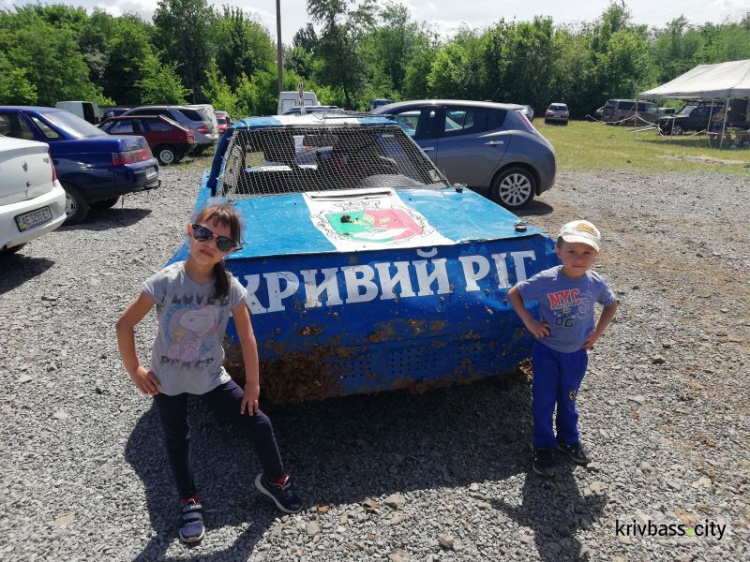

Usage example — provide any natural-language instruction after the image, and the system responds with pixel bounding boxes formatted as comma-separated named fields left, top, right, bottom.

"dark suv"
left=658, top=104, right=725, bottom=135
left=100, top=115, right=197, bottom=164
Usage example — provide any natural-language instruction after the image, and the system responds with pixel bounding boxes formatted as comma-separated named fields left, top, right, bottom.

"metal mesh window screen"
left=218, top=125, right=450, bottom=197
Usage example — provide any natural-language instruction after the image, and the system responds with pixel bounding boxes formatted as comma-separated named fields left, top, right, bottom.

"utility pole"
left=276, top=0, right=283, bottom=95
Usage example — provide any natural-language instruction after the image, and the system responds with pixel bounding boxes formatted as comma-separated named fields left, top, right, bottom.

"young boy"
left=508, top=220, right=618, bottom=477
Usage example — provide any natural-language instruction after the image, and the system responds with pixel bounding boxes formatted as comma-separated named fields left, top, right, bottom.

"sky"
left=4, top=0, right=749, bottom=44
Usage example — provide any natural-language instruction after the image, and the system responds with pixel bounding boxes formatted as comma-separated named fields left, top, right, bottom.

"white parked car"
left=0, top=135, right=66, bottom=254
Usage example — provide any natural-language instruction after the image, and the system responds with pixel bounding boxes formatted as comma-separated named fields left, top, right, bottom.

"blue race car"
left=0, top=106, right=160, bottom=223
left=169, top=114, right=559, bottom=403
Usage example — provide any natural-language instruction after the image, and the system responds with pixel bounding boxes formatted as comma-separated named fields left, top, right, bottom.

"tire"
left=156, top=145, right=177, bottom=165
left=90, top=197, right=120, bottom=210
left=491, top=167, right=536, bottom=209
left=672, top=123, right=684, bottom=135
left=62, top=183, right=90, bottom=225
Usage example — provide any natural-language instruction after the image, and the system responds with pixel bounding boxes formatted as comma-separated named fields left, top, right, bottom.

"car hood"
left=171, top=184, right=544, bottom=262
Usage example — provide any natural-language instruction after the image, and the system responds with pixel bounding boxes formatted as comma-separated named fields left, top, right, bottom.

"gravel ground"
left=1, top=157, right=748, bottom=562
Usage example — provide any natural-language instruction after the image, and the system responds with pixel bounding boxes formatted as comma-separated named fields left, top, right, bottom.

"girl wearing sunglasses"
left=116, top=203, right=303, bottom=545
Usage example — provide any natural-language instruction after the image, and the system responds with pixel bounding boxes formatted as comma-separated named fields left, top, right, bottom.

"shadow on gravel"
left=125, top=403, right=279, bottom=561
left=0, top=254, right=54, bottom=294
left=63, top=208, right=152, bottom=231
left=515, top=200, right=555, bottom=218
left=126, top=377, right=539, bottom=558
left=492, top=467, right=607, bottom=561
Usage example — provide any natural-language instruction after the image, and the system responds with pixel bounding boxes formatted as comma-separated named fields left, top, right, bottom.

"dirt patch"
left=658, top=154, right=748, bottom=166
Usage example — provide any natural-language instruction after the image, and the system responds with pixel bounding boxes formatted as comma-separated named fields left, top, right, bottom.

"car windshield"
left=678, top=106, right=694, bottom=116
left=219, top=124, right=450, bottom=196
left=42, top=110, right=107, bottom=139
left=550, top=104, right=567, bottom=110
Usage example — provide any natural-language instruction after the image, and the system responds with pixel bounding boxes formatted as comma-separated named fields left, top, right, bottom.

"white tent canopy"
left=640, top=59, right=750, bottom=100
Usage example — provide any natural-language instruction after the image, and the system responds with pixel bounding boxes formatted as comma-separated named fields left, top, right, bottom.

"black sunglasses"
left=191, top=224, right=241, bottom=253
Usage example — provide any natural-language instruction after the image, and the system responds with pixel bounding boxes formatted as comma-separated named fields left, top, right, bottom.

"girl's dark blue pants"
left=154, top=380, right=284, bottom=499
left=531, top=342, right=589, bottom=449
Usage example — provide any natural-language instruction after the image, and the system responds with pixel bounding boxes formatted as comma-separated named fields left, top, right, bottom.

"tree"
left=136, top=53, right=190, bottom=104
left=153, top=0, right=216, bottom=103
left=286, top=24, right=319, bottom=80
left=403, top=28, right=439, bottom=98
left=101, top=15, right=156, bottom=105
left=0, top=51, right=37, bottom=104
left=597, top=30, right=655, bottom=99
left=213, top=6, right=275, bottom=90
left=306, top=0, right=377, bottom=107
left=361, top=4, right=422, bottom=96
left=203, top=58, right=237, bottom=114
left=78, top=10, right=117, bottom=85
left=5, top=11, right=104, bottom=105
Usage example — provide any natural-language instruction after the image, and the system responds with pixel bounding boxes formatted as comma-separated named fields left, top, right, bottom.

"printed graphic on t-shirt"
left=547, top=289, right=592, bottom=329
left=161, top=294, right=227, bottom=367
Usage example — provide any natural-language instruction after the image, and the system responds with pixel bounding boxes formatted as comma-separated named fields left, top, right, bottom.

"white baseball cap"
left=559, top=220, right=601, bottom=251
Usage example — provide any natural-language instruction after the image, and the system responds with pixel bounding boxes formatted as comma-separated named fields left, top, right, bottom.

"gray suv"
left=374, top=99, right=555, bottom=208
left=601, top=99, right=660, bottom=125
left=121, top=105, right=219, bottom=154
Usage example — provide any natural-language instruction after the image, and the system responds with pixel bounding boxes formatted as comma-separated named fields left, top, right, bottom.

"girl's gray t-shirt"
left=142, top=262, right=247, bottom=396
left=516, top=265, right=616, bottom=353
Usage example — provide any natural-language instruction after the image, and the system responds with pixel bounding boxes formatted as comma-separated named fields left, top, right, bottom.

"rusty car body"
left=168, top=114, right=559, bottom=403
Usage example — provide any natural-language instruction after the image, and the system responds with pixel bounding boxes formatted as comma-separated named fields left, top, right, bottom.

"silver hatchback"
left=374, top=100, right=556, bottom=208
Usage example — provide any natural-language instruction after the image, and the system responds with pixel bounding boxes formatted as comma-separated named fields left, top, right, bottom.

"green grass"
left=536, top=120, right=750, bottom=177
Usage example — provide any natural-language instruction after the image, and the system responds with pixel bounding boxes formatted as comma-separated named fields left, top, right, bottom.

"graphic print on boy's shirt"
left=546, top=288, right=592, bottom=329
left=515, top=267, right=615, bottom=353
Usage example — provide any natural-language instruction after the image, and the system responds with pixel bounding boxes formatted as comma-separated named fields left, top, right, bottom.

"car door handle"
left=421, top=146, right=434, bottom=152
left=485, top=140, right=504, bottom=146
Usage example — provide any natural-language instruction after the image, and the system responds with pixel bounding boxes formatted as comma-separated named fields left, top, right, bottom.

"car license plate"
left=15, top=206, right=53, bottom=232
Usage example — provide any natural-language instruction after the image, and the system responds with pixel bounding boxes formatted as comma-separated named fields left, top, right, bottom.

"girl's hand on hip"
left=129, top=366, right=160, bottom=396
left=241, top=383, right=260, bottom=416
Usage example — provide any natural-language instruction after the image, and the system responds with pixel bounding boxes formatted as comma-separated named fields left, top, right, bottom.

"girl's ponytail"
left=213, top=260, right=230, bottom=301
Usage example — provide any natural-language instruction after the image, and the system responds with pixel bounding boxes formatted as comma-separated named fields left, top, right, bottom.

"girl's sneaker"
left=255, top=473, right=303, bottom=514
left=178, top=497, right=205, bottom=544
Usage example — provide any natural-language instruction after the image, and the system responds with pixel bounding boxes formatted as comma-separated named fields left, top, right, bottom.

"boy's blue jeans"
left=531, top=342, right=589, bottom=449
left=154, top=380, right=284, bottom=499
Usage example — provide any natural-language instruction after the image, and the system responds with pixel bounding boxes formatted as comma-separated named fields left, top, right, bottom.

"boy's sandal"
left=178, top=500, right=205, bottom=544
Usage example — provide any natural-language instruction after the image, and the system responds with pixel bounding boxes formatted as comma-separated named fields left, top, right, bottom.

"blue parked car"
left=0, top=106, right=160, bottom=224
left=167, top=114, right=559, bottom=403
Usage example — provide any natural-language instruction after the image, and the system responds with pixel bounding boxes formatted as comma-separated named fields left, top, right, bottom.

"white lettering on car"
left=242, top=250, right=537, bottom=314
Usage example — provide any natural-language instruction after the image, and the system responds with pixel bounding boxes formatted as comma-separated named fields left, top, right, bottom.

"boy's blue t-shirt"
left=516, top=265, right=616, bottom=353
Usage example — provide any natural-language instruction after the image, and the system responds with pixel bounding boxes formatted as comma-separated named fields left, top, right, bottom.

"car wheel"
left=156, top=145, right=177, bottom=165
left=672, top=123, right=684, bottom=135
left=62, top=183, right=90, bottom=225
left=90, top=197, right=120, bottom=210
left=491, top=167, right=536, bottom=209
